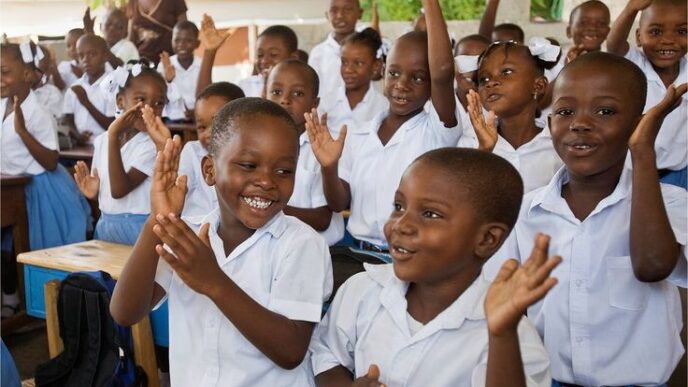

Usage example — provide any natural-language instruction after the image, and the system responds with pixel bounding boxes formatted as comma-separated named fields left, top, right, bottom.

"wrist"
left=322, top=162, right=339, bottom=175
left=205, top=272, right=232, bottom=300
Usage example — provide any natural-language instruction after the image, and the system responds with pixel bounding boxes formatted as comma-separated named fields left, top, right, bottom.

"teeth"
left=659, top=50, right=676, bottom=56
left=395, top=246, right=410, bottom=254
left=242, top=196, right=272, bottom=210
left=573, top=144, right=591, bottom=149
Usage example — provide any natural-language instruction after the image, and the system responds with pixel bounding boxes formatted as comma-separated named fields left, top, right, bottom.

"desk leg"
left=131, top=316, right=160, bottom=387
left=44, top=280, right=64, bottom=358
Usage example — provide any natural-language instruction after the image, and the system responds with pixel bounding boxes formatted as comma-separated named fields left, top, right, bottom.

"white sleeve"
left=119, top=41, right=140, bottom=63
left=178, top=143, right=197, bottom=191
left=63, top=88, right=76, bottom=115
left=29, top=111, right=59, bottom=151
left=338, top=135, right=355, bottom=184
left=309, top=169, right=328, bottom=208
left=129, top=137, right=158, bottom=176
left=426, top=101, right=463, bottom=146
left=662, top=184, right=688, bottom=287
left=624, top=46, right=644, bottom=65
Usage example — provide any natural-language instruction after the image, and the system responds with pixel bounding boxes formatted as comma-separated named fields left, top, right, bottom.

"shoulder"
left=337, top=263, right=393, bottom=301
left=280, top=215, right=328, bottom=245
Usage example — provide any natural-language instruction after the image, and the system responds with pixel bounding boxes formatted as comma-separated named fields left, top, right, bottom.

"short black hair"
left=343, top=27, right=383, bottom=60
left=455, top=34, right=491, bottom=56
left=259, top=25, right=298, bottom=53
left=295, top=49, right=309, bottom=63
left=173, top=20, right=199, bottom=38
left=569, top=0, right=610, bottom=25
left=414, top=148, right=524, bottom=230
left=269, top=59, right=320, bottom=97
left=197, top=82, right=245, bottom=102
left=77, top=33, right=108, bottom=52
left=639, top=0, right=687, bottom=25
left=209, top=97, right=298, bottom=157
left=494, top=23, right=525, bottom=43
left=67, top=28, right=85, bottom=38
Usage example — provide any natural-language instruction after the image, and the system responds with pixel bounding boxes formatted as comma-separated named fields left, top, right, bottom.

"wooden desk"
left=167, top=122, right=197, bottom=143
left=59, top=145, right=94, bottom=165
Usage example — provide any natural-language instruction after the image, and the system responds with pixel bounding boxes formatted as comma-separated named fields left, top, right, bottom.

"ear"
left=201, top=155, right=216, bottom=186
left=357, top=7, right=364, bottom=20
left=533, top=75, right=548, bottom=98
left=289, top=51, right=300, bottom=60
left=22, top=66, right=33, bottom=84
left=372, top=59, right=383, bottom=78
left=566, top=25, right=572, bottom=39
left=635, top=28, right=641, bottom=47
left=116, top=93, right=126, bottom=111
left=474, top=222, right=510, bottom=260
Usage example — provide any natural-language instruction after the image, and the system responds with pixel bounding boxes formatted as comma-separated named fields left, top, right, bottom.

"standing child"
left=62, top=34, right=115, bottom=145
left=607, top=0, right=687, bottom=188
left=102, top=8, right=140, bottom=66
left=55, top=28, right=85, bottom=92
left=158, top=20, right=201, bottom=121
left=485, top=52, right=687, bottom=387
left=459, top=38, right=563, bottom=193
left=110, top=98, right=333, bottom=386
left=310, top=148, right=557, bottom=386
left=73, top=64, right=170, bottom=245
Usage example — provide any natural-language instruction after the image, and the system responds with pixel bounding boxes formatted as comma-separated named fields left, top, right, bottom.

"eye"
left=236, top=162, right=256, bottom=170
left=555, top=108, right=574, bottom=116
left=388, top=70, right=399, bottom=78
left=292, top=91, right=305, bottom=97
left=392, top=201, right=404, bottom=212
left=649, top=28, right=661, bottom=36
left=275, top=168, right=294, bottom=175
left=478, top=75, right=490, bottom=85
left=270, top=88, right=282, bottom=96
left=501, top=68, right=513, bottom=76
left=595, top=108, right=615, bottom=116
left=679, top=28, right=687, bottom=35
left=422, top=210, right=442, bottom=219
left=412, top=74, right=425, bottom=83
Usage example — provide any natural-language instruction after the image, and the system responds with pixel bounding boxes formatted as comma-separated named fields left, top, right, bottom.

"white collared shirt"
left=340, top=104, right=462, bottom=246
left=457, top=123, right=563, bottom=193
left=625, top=46, right=687, bottom=171
left=62, top=71, right=115, bottom=141
left=179, top=140, right=217, bottom=218
left=33, top=83, right=64, bottom=121
left=91, top=131, right=156, bottom=214
left=237, top=74, right=264, bottom=98
left=158, top=55, right=201, bottom=121
left=110, top=39, right=140, bottom=65
left=309, top=32, right=344, bottom=98
left=57, top=60, right=80, bottom=90
left=319, top=83, right=389, bottom=137
left=310, top=264, right=551, bottom=387
left=288, top=132, right=345, bottom=246
left=1, top=91, right=59, bottom=175
left=484, top=165, right=687, bottom=386
left=155, top=209, right=333, bottom=387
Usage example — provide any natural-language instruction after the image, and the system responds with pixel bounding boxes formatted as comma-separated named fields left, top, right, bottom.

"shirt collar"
left=298, top=131, right=309, bottom=147
left=80, top=69, right=109, bottom=87
left=325, top=32, right=341, bottom=51
left=171, top=55, right=201, bottom=71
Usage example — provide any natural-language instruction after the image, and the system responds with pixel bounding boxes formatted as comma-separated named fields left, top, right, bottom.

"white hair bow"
left=454, top=55, right=479, bottom=74
left=101, top=66, right=131, bottom=96
left=376, top=40, right=391, bottom=59
left=18, top=42, right=44, bottom=67
left=527, top=37, right=560, bottom=62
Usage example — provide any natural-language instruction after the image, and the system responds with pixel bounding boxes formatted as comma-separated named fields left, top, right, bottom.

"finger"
left=321, top=112, right=329, bottom=129
left=92, top=167, right=99, bottom=179
left=523, top=233, right=550, bottom=273
left=526, top=255, right=562, bottom=290
left=198, top=223, right=211, bottom=248
left=164, top=214, right=200, bottom=254
left=310, top=108, right=321, bottom=131
left=175, top=174, right=188, bottom=196
left=522, top=277, right=559, bottom=306
left=156, top=244, right=180, bottom=267
left=486, top=110, right=496, bottom=129
left=337, top=125, right=348, bottom=143
left=367, top=364, right=380, bottom=380
left=154, top=219, right=195, bottom=260
left=493, top=258, right=519, bottom=283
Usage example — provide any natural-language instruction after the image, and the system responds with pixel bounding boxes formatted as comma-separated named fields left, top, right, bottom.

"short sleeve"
left=29, top=110, right=59, bottom=151
left=129, top=136, right=157, bottom=176
left=624, top=46, right=645, bottom=66
left=63, top=88, right=76, bottom=115
left=120, top=41, right=140, bottom=63
left=154, top=254, right=174, bottom=294
left=178, top=143, right=197, bottom=191
left=338, top=136, right=355, bottom=184
left=308, top=170, right=327, bottom=208
left=426, top=101, right=463, bottom=146
left=662, top=183, right=688, bottom=287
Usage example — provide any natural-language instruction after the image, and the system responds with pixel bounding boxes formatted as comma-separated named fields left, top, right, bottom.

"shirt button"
left=575, top=279, right=584, bottom=287
left=575, top=337, right=584, bottom=344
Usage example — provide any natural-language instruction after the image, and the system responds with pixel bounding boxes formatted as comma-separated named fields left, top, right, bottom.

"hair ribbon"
left=527, top=37, right=560, bottom=62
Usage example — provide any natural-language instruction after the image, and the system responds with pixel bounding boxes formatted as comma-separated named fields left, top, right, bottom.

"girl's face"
left=0, top=51, right=30, bottom=99
left=476, top=45, right=546, bottom=117
left=116, top=75, right=167, bottom=131
left=383, top=39, right=431, bottom=117
left=65, top=32, right=81, bottom=61
left=340, top=42, right=381, bottom=92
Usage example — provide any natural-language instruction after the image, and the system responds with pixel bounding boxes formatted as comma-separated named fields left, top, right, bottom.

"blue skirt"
left=25, top=165, right=91, bottom=250
left=659, top=166, right=687, bottom=190
left=94, top=212, right=148, bottom=246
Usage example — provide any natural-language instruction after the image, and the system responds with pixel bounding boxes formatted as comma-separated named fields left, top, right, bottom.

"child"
left=319, top=27, right=389, bottom=139
left=25, top=43, right=64, bottom=122
left=479, top=0, right=525, bottom=44
left=453, top=34, right=490, bottom=113
left=459, top=39, right=563, bottom=193
left=309, top=0, right=363, bottom=98
left=158, top=20, right=201, bottom=121
left=305, top=0, right=461, bottom=254
left=62, top=34, right=115, bottom=145
left=266, top=59, right=345, bottom=246
left=607, top=0, right=687, bottom=188
left=485, top=52, right=688, bottom=386
left=102, top=8, right=140, bottom=66
left=310, top=147, right=557, bottom=386
left=110, top=98, right=333, bottom=386
left=73, top=64, right=170, bottom=245
left=55, top=28, right=85, bottom=92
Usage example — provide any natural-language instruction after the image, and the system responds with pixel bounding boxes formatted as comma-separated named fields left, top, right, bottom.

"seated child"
left=55, top=28, right=85, bottom=92
left=484, top=52, right=688, bottom=386
left=110, top=98, right=333, bottom=386
left=73, top=63, right=170, bottom=245
left=158, top=20, right=201, bottom=121
left=310, top=147, right=558, bottom=386
left=453, top=34, right=490, bottom=113
left=102, top=8, right=140, bottom=66
left=479, top=0, right=525, bottom=43
left=266, top=60, right=346, bottom=245
left=24, top=43, right=64, bottom=122
left=607, top=0, right=687, bottom=188
left=62, top=34, right=115, bottom=145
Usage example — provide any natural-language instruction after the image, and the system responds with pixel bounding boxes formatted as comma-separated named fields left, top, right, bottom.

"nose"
left=485, top=78, right=500, bottom=89
left=570, top=112, right=593, bottom=132
left=278, top=93, right=292, bottom=107
left=394, top=75, right=410, bottom=90
left=392, top=211, right=416, bottom=236
left=253, top=168, right=277, bottom=190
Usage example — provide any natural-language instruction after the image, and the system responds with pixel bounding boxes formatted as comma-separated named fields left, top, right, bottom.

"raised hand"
left=565, top=44, right=588, bottom=65
left=370, top=0, right=380, bottom=33
left=485, top=233, right=561, bottom=336
left=73, top=160, right=100, bottom=199
left=142, top=104, right=172, bottom=151
left=109, top=101, right=143, bottom=138
left=71, top=85, right=89, bottom=106
left=83, top=7, right=95, bottom=33
left=159, top=51, right=176, bottom=82
left=200, top=14, right=235, bottom=51
left=629, top=0, right=654, bottom=11
left=351, top=364, right=386, bottom=387
left=467, top=90, right=498, bottom=152
left=304, top=108, right=347, bottom=169
left=13, top=96, right=27, bottom=135
left=151, top=136, right=187, bottom=217
left=629, top=83, right=687, bottom=153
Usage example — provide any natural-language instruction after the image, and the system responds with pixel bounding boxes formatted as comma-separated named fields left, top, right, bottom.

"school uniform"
left=288, top=133, right=345, bottom=246
left=110, top=38, right=140, bottom=64
left=625, top=47, right=687, bottom=187
left=484, top=164, right=687, bottom=386
left=33, top=83, right=64, bottom=121
left=157, top=55, right=201, bottom=121
left=237, top=74, right=263, bottom=98
left=341, top=105, right=462, bottom=248
left=319, top=83, right=389, bottom=137
left=0, top=91, right=89, bottom=250
left=154, top=209, right=333, bottom=387
left=179, top=140, right=217, bottom=218
left=62, top=71, right=115, bottom=142
left=457, top=121, right=563, bottom=193
left=91, top=131, right=157, bottom=245
left=57, top=60, right=80, bottom=90
left=308, top=33, right=343, bottom=98
left=310, top=263, right=551, bottom=386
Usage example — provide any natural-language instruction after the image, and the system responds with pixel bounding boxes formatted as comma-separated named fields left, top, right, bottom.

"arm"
left=423, top=0, right=458, bottom=127
left=478, top=0, right=500, bottom=40
left=71, top=85, right=115, bottom=131
left=370, top=0, right=380, bottom=34
left=105, top=50, right=124, bottom=69
left=107, top=102, right=148, bottom=198
left=316, top=364, right=385, bottom=387
left=607, top=0, right=653, bottom=56
left=628, top=83, right=687, bottom=282
left=196, top=14, right=232, bottom=97
left=283, top=206, right=332, bottom=232
left=13, top=97, right=58, bottom=171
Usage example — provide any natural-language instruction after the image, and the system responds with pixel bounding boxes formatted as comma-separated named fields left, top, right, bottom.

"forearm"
left=106, top=51, right=124, bottom=68
left=80, top=98, right=114, bottom=131
left=51, top=68, right=66, bottom=91
left=629, top=149, right=680, bottom=282
left=315, top=366, right=354, bottom=387
left=321, top=165, right=351, bottom=212
left=607, top=5, right=638, bottom=55
left=283, top=205, right=332, bottom=231
left=196, top=49, right=217, bottom=97
left=486, top=330, right=527, bottom=387
left=479, top=0, right=500, bottom=39
left=17, top=130, right=58, bottom=171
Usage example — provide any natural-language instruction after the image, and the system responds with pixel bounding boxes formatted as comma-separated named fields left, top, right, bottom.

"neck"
left=378, top=106, right=424, bottom=145
left=296, top=123, right=306, bottom=137
left=217, top=212, right=256, bottom=258
left=653, top=62, right=681, bottom=89
left=497, top=105, right=541, bottom=149
left=177, top=56, right=194, bottom=70
left=88, top=69, right=105, bottom=84
left=562, top=158, right=625, bottom=221
left=345, top=82, right=369, bottom=110
left=333, top=31, right=351, bottom=45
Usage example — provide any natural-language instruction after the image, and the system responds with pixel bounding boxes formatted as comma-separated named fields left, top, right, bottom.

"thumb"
left=367, top=364, right=380, bottom=380
left=92, top=167, right=99, bottom=179
left=337, top=125, right=348, bottom=143
left=199, top=223, right=211, bottom=247
left=176, top=174, right=188, bottom=194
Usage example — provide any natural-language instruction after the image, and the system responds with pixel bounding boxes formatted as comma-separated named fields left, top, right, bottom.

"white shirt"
left=158, top=55, right=201, bottom=121
left=310, top=264, right=552, bottom=387
left=33, top=83, right=64, bottom=122
left=457, top=123, right=563, bottom=193
left=179, top=140, right=217, bottom=218
left=1, top=91, right=59, bottom=175
left=57, top=60, right=80, bottom=90
left=155, top=209, right=333, bottom=387
left=341, top=105, right=462, bottom=246
left=319, top=83, right=389, bottom=138
left=288, top=133, right=345, bottom=246
left=110, top=39, right=140, bottom=65
left=484, top=165, right=687, bottom=386
left=62, top=71, right=115, bottom=141
left=237, top=74, right=263, bottom=98
left=91, top=131, right=157, bottom=214
left=625, top=46, right=687, bottom=171
left=309, top=33, right=344, bottom=98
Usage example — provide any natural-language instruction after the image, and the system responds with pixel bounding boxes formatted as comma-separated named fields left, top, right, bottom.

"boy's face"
left=636, top=3, right=687, bottom=70
left=549, top=65, right=639, bottom=179
left=116, top=76, right=166, bottom=132
left=205, top=117, right=298, bottom=230
left=195, top=96, right=228, bottom=150
left=384, top=160, right=483, bottom=284
left=0, top=51, right=30, bottom=99
left=456, top=40, right=488, bottom=56
left=172, top=28, right=200, bottom=61
left=341, top=42, right=380, bottom=91
left=492, top=30, right=522, bottom=45
left=76, top=38, right=106, bottom=79
left=102, top=12, right=128, bottom=47
left=384, top=39, right=431, bottom=117
left=266, top=64, right=318, bottom=129
left=256, top=35, right=292, bottom=76
left=327, top=0, right=362, bottom=38
left=65, top=32, right=81, bottom=61
left=567, top=3, right=610, bottom=51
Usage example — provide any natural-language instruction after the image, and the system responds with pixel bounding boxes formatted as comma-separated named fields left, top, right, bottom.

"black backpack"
left=35, top=271, right=147, bottom=387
